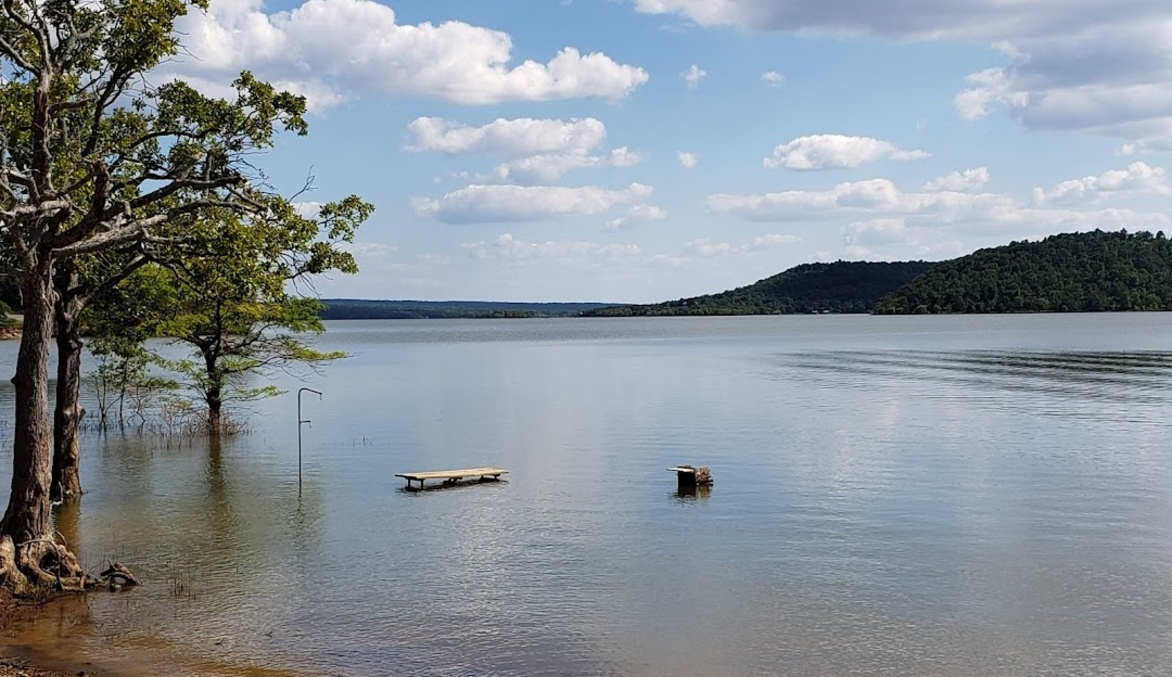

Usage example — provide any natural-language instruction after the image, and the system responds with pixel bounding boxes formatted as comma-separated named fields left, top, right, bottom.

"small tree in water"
left=153, top=197, right=370, bottom=434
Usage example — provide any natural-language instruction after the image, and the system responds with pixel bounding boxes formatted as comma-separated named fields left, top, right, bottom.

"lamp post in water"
left=298, top=387, right=323, bottom=491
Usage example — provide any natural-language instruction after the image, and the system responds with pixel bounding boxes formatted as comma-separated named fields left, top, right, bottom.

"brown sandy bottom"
left=0, top=638, right=310, bottom=677
left=0, top=654, right=307, bottom=677
left=0, top=594, right=310, bottom=677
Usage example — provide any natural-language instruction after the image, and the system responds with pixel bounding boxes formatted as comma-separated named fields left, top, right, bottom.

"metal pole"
left=298, top=388, right=322, bottom=491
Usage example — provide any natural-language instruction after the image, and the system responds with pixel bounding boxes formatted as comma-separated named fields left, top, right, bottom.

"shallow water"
left=3, top=314, right=1172, bottom=675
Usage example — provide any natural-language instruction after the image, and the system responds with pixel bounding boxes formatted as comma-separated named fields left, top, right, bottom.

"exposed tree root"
left=0, top=535, right=139, bottom=598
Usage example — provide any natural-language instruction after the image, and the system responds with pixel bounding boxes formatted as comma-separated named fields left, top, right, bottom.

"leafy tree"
left=90, top=341, right=168, bottom=431
left=0, top=0, right=309, bottom=591
left=153, top=196, right=370, bottom=434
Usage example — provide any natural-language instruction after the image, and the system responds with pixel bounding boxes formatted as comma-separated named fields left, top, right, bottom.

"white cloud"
left=416, top=253, right=452, bottom=266
left=415, top=183, right=655, bottom=223
left=340, top=241, right=397, bottom=257
left=167, top=0, right=648, bottom=108
left=1032, top=162, right=1172, bottom=205
left=764, top=134, right=930, bottom=170
left=707, top=174, right=1171, bottom=238
left=407, top=117, right=644, bottom=183
left=710, top=179, right=968, bottom=218
left=292, top=201, right=324, bottom=218
left=685, top=233, right=802, bottom=258
left=953, top=29, right=1172, bottom=146
left=405, top=117, right=607, bottom=155
left=632, top=1, right=1172, bottom=146
left=842, top=219, right=967, bottom=259
left=464, top=233, right=641, bottom=261
left=677, top=151, right=699, bottom=169
left=953, top=67, right=1028, bottom=121
left=843, top=218, right=917, bottom=247
left=761, top=71, right=786, bottom=87
left=922, top=167, right=990, bottom=193
left=630, top=204, right=668, bottom=221
left=891, top=149, right=933, bottom=162
left=750, top=233, right=802, bottom=248
left=495, top=147, right=645, bottom=184
left=685, top=239, right=742, bottom=258
left=682, top=64, right=707, bottom=89
left=604, top=203, right=668, bottom=230
left=629, top=0, right=1166, bottom=41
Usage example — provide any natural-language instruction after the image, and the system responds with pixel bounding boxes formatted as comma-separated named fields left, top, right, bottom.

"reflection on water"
left=775, top=349, right=1172, bottom=425
left=783, top=349, right=1172, bottom=395
left=1, top=315, right=1172, bottom=675
left=673, top=484, right=712, bottom=502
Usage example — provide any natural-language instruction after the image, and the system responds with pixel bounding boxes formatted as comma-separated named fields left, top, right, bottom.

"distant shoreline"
left=317, top=308, right=1172, bottom=320
left=319, top=299, right=615, bottom=320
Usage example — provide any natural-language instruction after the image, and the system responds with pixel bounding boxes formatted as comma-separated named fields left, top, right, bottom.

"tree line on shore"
left=583, top=261, right=935, bottom=316
left=0, top=0, right=371, bottom=595
left=319, top=299, right=609, bottom=319
left=874, top=230, right=1172, bottom=314
left=585, top=231, right=1172, bottom=317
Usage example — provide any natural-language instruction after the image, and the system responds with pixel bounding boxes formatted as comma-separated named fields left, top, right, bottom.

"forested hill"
left=320, top=299, right=611, bottom=319
left=583, top=261, right=935, bottom=316
left=875, top=230, right=1172, bottom=314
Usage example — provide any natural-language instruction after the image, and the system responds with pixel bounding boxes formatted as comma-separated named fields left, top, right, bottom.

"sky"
left=160, top=0, right=1172, bottom=303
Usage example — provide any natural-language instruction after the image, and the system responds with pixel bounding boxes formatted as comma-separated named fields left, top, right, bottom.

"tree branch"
left=53, top=198, right=247, bottom=257
left=83, top=253, right=150, bottom=300
left=0, top=32, right=37, bottom=74
left=0, top=0, right=43, bottom=70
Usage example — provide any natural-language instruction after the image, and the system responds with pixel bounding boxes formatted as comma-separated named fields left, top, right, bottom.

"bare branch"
left=79, top=253, right=149, bottom=300
left=53, top=198, right=246, bottom=257
left=0, top=1, right=43, bottom=71
left=5, top=168, right=34, bottom=191
left=0, top=198, right=72, bottom=219
left=83, top=63, right=138, bottom=157
left=0, top=33, right=38, bottom=74
left=126, top=173, right=243, bottom=213
left=48, top=97, right=92, bottom=114
left=26, top=0, right=52, bottom=71
left=52, top=214, right=166, bottom=257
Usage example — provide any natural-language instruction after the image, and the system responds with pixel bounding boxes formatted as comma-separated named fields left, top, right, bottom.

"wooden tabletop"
left=395, top=468, right=508, bottom=481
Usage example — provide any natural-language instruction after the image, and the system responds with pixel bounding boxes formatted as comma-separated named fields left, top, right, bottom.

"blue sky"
left=163, top=0, right=1172, bottom=302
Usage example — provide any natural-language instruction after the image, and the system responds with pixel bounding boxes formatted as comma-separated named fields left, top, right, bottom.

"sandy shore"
left=1, top=594, right=95, bottom=676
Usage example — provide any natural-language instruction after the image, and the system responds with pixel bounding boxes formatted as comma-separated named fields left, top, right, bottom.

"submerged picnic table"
left=395, top=467, right=508, bottom=490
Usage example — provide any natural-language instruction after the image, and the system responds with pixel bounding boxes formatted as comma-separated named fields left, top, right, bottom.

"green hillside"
left=875, top=230, right=1172, bottom=314
left=583, top=261, right=935, bottom=316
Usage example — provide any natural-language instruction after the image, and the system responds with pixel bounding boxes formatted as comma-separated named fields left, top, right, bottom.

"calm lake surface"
left=4, top=314, right=1172, bottom=676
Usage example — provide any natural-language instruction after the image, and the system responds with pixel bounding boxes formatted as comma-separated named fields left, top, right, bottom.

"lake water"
left=3, top=314, right=1172, bottom=676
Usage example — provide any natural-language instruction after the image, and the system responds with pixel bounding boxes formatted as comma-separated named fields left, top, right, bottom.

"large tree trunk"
left=1, top=259, right=57, bottom=544
left=52, top=281, right=85, bottom=503
left=0, top=260, right=105, bottom=593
